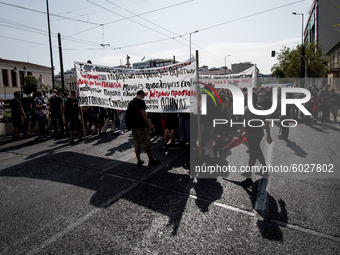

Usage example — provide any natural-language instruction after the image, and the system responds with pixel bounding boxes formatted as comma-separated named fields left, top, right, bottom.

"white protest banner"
left=261, top=83, right=293, bottom=88
left=199, top=66, right=256, bottom=88
left=74, top=58, right=197, bottom=113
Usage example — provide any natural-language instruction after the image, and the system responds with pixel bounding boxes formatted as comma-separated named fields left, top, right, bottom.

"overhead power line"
left=0, top=20, right=101, bottom=47
left=104, top=0, right=305, bottom=52
left=64, top=0, right=194, bottom=38
left=104, top=0, right=188, bottom=45
left=103, top=0, right=222, bottom=63
left=103, top=0, right=194, bottom=26
left=0, top=1, right=102, bottom=26
left=86, top=0, right=174, bottom=39
left=1, top=0, right=306, bottom=66
left=55, top=0, right=149, bottom=18
left=0, top=35, right=47, bottom=46
left=199, top=0, right=305, bottom=32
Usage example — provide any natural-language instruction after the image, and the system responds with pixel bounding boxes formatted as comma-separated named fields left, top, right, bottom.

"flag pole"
left=77, top=83, right=87, bottom=142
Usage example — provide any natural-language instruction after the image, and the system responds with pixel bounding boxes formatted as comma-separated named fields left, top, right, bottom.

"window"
left=2, top=70, right=8, bottom=86
left=11, top=70, right=17, bottom=87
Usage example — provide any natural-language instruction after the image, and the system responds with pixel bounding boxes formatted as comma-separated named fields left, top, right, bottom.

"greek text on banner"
left=74, top=59, right=197, bottom=113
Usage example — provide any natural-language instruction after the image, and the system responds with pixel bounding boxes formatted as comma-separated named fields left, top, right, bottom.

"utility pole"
left=46, top=0, right=55, bottom=89
left=58, top=33, right=65, bottom=92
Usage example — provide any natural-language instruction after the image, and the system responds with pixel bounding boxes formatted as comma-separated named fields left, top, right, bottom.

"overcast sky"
left=0, top=0, right=314, bottom=74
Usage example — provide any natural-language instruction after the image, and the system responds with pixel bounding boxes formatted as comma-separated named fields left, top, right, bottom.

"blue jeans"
left=179, top=116, right=190, bottom=142
left=119, top=111, right=126, bottom=131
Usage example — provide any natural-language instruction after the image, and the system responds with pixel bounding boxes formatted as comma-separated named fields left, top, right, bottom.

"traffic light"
left=271, top=50, right=276, bottom=57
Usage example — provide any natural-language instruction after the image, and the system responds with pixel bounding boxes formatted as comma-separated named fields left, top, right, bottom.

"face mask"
left=52, top=93, right=56, bottom=97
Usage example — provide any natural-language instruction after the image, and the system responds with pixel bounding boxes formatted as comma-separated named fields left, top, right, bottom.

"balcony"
left=329, top=62, right=340, bottom=73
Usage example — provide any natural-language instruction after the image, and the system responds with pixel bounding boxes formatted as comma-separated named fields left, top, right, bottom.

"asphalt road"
left=0, top=121, right=339, bottom=254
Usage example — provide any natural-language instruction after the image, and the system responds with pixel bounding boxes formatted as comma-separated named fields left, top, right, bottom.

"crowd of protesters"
left=195, top=83, right=340, bottom=183
left=2, top=84, right=339, bottom=152
left=4, top=90, right=117, bottom=143
left=3, top=89, right=190, bottom=151
left=201, top=84, right=340, bottom=142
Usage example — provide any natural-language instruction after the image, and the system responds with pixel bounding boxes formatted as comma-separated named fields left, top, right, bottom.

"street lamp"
left=189, top=30, right=199, bottom=58
left=224, top=54, right=230, bottom=74
left=292, top=12, right=304, bottom=45
left=294, top=51, right=307, bottom=87
left=292, top=12, right=306, bottom=87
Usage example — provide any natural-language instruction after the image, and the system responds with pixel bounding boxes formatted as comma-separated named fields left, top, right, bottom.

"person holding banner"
left=126, top=90, right=161, bottom=167
left=49, top=89, right=64, bottom=137
left=65, top=91, right=83, bottom=144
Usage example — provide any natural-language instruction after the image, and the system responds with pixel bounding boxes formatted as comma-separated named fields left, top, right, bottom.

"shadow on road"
left=0, top=149, right=193, bottom=236
left=194, top=179, right=223, bottom=213
left=285, top=139, right=308, bottom=158
left=224, top=178, right=288, bottom=242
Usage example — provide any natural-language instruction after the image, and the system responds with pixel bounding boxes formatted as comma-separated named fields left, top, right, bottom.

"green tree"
left=334, top=5, right=340, bottom=32
left=55, top=84, right=62, bottom=93
left=23, top=75, right=37, bottom=95
left=271, top=43, right=328, bottom=78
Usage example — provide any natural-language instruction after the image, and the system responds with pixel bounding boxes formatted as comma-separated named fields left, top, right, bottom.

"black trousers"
left=51, top=113, right=64, bottom=133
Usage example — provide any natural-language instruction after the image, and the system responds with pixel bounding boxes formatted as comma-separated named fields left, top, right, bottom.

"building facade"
left=0, top=58, right=52, bottom=99
left=231, top=62, right=254, bottom=74
left=55, top=68, right=77, bottom=92
left=304, top=0, right=340, bottom=91
left=199, top=66, right=231, bottom=75
left=327, top=42, right=340, bottom=92
left=132, top=58, right=176, bottom=69
left=304, top=0, right=340, bottom=54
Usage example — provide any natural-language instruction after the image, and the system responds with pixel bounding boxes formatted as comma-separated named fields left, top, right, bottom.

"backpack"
left=125, top=99, right=135, bottom=128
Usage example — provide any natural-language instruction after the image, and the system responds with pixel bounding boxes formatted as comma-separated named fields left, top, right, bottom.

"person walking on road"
left=330, top=89, right=340, bottom=123
left=318, top=84, right=331, bottom=122
left=238, top=92, right=273, bottom=184
left=126, top=90, right=160, bottom=167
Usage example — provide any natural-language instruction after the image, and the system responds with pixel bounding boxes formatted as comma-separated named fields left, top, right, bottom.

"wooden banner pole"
left=196, top=50, right=202, bottom=157
left=80, top=107, right=87, bottom=142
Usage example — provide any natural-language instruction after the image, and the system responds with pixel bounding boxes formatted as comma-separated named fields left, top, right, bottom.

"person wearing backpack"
left=126, top=90, right=160, bottom=167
